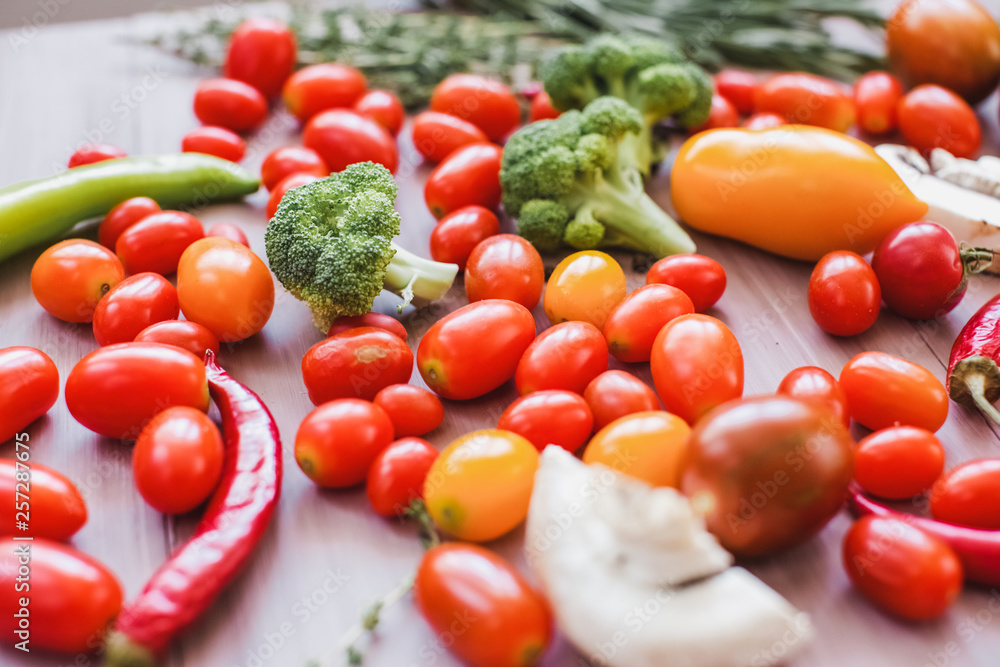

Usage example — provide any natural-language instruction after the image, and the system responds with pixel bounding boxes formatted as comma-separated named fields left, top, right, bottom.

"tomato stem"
left=337, top=573, right=416, bottom=666
left=959, top=245, right=995, bottom=275
left=403, top=499, right=441, bottom=549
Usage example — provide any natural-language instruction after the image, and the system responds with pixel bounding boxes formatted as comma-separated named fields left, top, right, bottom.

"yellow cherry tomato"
left=424, top=429, right=539, bottom=542
left=583, top=411, right=690, bottom=487
left=544, top=250, right=626, bottom=330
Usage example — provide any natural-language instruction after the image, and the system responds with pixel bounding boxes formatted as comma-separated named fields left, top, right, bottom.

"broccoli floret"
left=264, top=162, right=458, bottom=331
left=501, top=96, right=696, bottom=259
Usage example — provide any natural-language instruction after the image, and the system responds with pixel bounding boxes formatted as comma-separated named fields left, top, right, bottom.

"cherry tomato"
left=295, top=398, right=394, bottom=488
left=853, top=71, right=903, bottom=135
left=715, top=70, right=757, bottom=114
left=0, top=347, right=59, bottom=443
left=366, top=437, right=439, bottom=517
left=67, top=143, right=126, bottom=168
left=303, top=109, right=398, bottom=174
left=99, top=196, right=160, bottom=249
left=224, top=18, right=296, bottom=99
left=604, top=284, right=694, bottom=363
left=841, top=351, right=948, bottom=432
left=897, top=84, right=981, bottom=158
left=0, top=537, right=122, bottom=653
left=354, top=89, right=404, bottom=136
left=498, top=390, right=594, bottom=453
left=776, top=366, right=850, bottom=428
left=418, top=300, right=536, bottom=400
left=0, top=459, right=85, bottom=540
left=424, top=429, right=539, bottom=541
left=430, top=74, right=521, bottom=142
left=843, top=516, right=962, bottom=620
left=283, top=63, right=367, bottom=122
left=754, top=73, right=855, bottom=132
left=931, top=458, right=1000, bottom=529
left=193, top=78, right=268, bottom=133
left=743, top=112, right=786, bottom=130
left=430, top=205, right=499, bottom=269
left=545, top=250, right=627, bottom=330
left=65, top=342, right=209, bottom=440
left=583, top=370, right=660, bottom=431
left=176, top=237, right=275, bottom=342
left=690, top=94, right=739, bottom=133
left=650, top=314, right=743, bottom=424
left=181, top=125, right=246, bottom=162
left=465, top=233, right=544, bottom=309
left=31, top=239, right=124, bottom=322
left=302, top=327, right=413, bottom=404
left=529, top=89, right=561, bottom=121
left=583, top=411, right=690, bottom=487
left=134, top=320, right=220, bottom=358
left=425, top=143, right=502, bottom=219
left=92, top=272, right=179, bottom=346
left=266, top=172, right=320, bottom=219
left=116, top=210, right=205, bottom=276
left=515, top=321, right=608, bottom=396
left=260, top=146, right=328, bottom=191
left=415, top=544, right=552, bottom=667
left=133, top=406, right=224, bottom=514
left=855, top=426, right=944, bottom=500
left=411, top=111, right=490, bottom=163
left=206, top=222, right=250, bottom=247
left=327, top=313, right=407, bottom=341
left=645, top=253, right=726, bottom=313
left=808, top=250, right=880, bottom=336
left=373, top=384, right=444, bottom=437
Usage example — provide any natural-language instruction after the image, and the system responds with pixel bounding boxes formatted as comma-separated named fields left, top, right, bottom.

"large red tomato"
left=224, top=18, right=297, bottom=99
left=424, top=143, right=502, bottom=219
left=0, top=460, right=86, bottom=541
left=301, top=327, right=414, bottom=404
left=303, top=109, right=398, bottom=173
left=429, top=74, right=521, bottom=142
left=515, top=321, right=608, bottom=395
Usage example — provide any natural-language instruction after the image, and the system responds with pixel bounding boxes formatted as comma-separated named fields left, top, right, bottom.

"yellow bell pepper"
left=670, top=126, right=929, bottom=261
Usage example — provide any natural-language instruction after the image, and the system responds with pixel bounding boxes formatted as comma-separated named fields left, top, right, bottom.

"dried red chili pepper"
left=948, top=293, right=1000, bottom=425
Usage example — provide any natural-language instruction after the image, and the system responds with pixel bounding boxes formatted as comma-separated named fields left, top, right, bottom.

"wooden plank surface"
left=3, top=6, right=1000, bottom=667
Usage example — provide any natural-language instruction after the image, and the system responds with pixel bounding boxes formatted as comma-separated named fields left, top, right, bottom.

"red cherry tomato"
left=31, top=239, right=124, bottom=323
left=840, top=351, right=949, bottom=432
left=855, top=426, right=944, bottom=499
left=116, top=210, right=205, bottom=275
left=515, top=321, right=608, bottom=396
left=206, top=223, right=250, bottom=247
left=132, top=406, right=224, bottom=514
left=260, top=146, right=328, bottom=191
left=303, top=109, right=398, bottom=174
left=645, top=253, right=726, bottom=313
left=498, top=390, right=594, bottom=452
left=529, top=90, right=561, bottom=121
left=690, top=94, right=739, bottom=133
left=931, top=458, right=1000, bottom=529
left=584, top=370, right=660, bottom=431
left=302, top=327, right=414, bottom=404
left=327, top=313, right=407, bottom=341
left=92, top=272, right=179, bottom=346
left=295, top=398, right=394, bottom=487
left=367, top=437, right=440, bottom=517
left=67, top=143, right=126, bottom=168
left=354, top=89, right=405, bottom=136
left=266, top=172, right=320, bottom=219
left=411, top=111, right=490, bottom=163
left=181, top=125, right=246, bottom=162
left=843, top=516, right=962, bottom=620
left=743, top=112, right=787, bottom=130
left=715, top=70, right=757, bottom=114
left=425, top=143, right=502, bottom=219
left=776, top=366, right=850, bottom=428
left=134, top=320, right=220, bottom=358
left=808, top=250, right=880, bottom=336
left=464, top=233, right=544, bottom=309
left=604, top=284, right=694, bottom=363
left=897, top=84, right=981, bottom=158
left=430, top=205, right=499, bottom=269
left=373, top=385, right=444, bottom=438
left=283, top=63, right=367, bottom=122
left=0, top=460, right=85, bottom=540
left=754, top=73, right=855, bottom=132
left=193, top=78, right=268, bottom=133
left=853, top=71, right=904, bottom=135
left=99, top=196, right=160, bottom=249
left=430, top=74, right=521, bottom=142
left=224, top=18, right=296, bottom=99
left=0, top=347, right=59, bottom=443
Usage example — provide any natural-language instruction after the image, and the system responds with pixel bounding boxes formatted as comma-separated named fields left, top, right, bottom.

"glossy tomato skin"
left=206, top=223, right=250, bottom=247
left=430, top=74, right=521, bottom=142
left=31, top=239, right=124, bottom=323
left=224, top=18, right=296, bottom=99
left=99, top=196, right=160, bottom=249
left=465, top=234, right=544, bottom=309
left=92, top=272, right=179, bottom=346
left=411, top=111, right=489, bottom=163
left=545, top=251, right=627, bottom=330
left=354, top=89, right=404, bottom=136
left=682, top=395, right=854, bottom=557
left=266, top=172, right=320, bottom=218
left=134, top=320, right=220, bottom=358
left=0, top=537, right=122, bottom=653
left=897, top=84, right=981, bottom=158
left=366, top=437, right=439, bottom=517
left=743, top=112, right=786, bottom=130
left=116, top=210, right=206, bottom=276
left=67, top=143, right=126, bottom=168
left=260, top=146, right=328, bottom=191
left=584, top=411, right=690, bottom=487
left=604, top=284, right=694, bottom=362
left=181, top=125, right=246, bottom=162
left=516, top=321, right=608, bottom=396
left=583, top=370, right=660, bottom=431
left=853, top=71, right=904, bottom=135
left=425, top=143, right=503, bottom=219
left=283, top=63, right=367, bottom=122
left=0, top=347, right=59, bottom=443
left=650, top=314, right=744, bottom=424
left=529, top=90, right=561, bottom=121
left=295, top=399, right=394, bottom=488
left=715, top=70, right=757, bottom=114
left=415, top=543, right=552, bottom=667
left=373, top=384, right=444, bottom=437
left=855, top=426, right=944, bottom=499
left=302, top=327, right=413, bottom=404
left=930, top=458, right=1000, bottom=529
left=754, top=73, right=855, bottom=132
left=65, top=342, right=209, bottom=440
left=645, top=254, right=726, bottom=313
left=840, top=351, right=948, bottom=432
left=498, top=390, right=594, bottom=453
left=431, top=205, right=499, bottom=269
left=303, top=109, right=398, bottom=173
left=418, top=300, right=536, bottom=400
left=690, top=94, right=739, bottom=133
left=0, top=460, right=85, bottom=541
left=808, top=250, right=880, bottom=336
left=193, top=78, right=268, bottom=133
left=327, top=313, right=407, bottom=341
left=776, top=366, right=850, bottom=428
left=843, top=516, right=962, bottom=620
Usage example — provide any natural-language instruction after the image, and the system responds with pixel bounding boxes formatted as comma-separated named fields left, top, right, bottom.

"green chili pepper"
left=0, top=154, right=260, bottom=262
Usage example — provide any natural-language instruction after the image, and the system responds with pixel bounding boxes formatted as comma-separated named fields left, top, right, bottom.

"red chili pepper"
left=847, top=484, right=1000, bottom=587
left=948, top=293, right=1000, bottom=425
left=105, top=351, right=282, bottom=664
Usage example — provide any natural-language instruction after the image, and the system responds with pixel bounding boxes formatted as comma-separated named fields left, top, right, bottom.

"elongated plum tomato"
left=754, top=72, right=855, bottom=132
left=584, top=370, right=660, bottom=431
left=853, top=71, right=903, bottom=135
left=645, top=253, right=726, bottom=313
left=714, top=69, right=757, bottom=114
left=366, top=437, right=439, bottom=517
left=681, top=395, right=855, bottom=557
left=808, top=250, right=880, bottom=336
left=776, top=366, right=850, bottom=428
left=515, top=321, right=608, bottom=395
left=424, top=429, right=539, bottom=541
left=0, top=347, right=59, bottom=443
left=897, top=84, right=981, bottom=158
left=604, top=284, right=694, bottom=362
left=295, top=399, right=394, bottom=488
left=283, top=63, right=367, bottom=122
left=92, top=273, right=179, bottom=346
left=193, top=78, right=268, bottom=133
left=418, top=300, right=536, bottom=400
left=930, top=458, right=1000, bottom=529
left=545, top=250, right=627, bottom=330
left=260, top=146, right=328, bottom=191
left=465, top=233, right=544, bottom=309
left=743, top=112, right=786, bottom=130
left=650, top=314, right=743, bottom=424
left=303, top=109, right=398, bottom=173
left=31, top=239, right=124, bottom=323
left=302, top=327, right=413, bottom=404
left=431, top=205, right=500, bottom=270
left=0, top=537, right=122, bottom=653
left=99, top=196, right=160, bottom=249
left=411, top=111, right=489, bottom=163
left=68, top=143, right=126, bottom=168
left=354, top=89, right=405, bottom=136
left=584, top=411, right=690, bottom=487
left=430, top=74, right=521, bottom=142
left=425, top=143, right=503, bottom=219
left=206, top=223, right=250, bottom=247
left=415, top=544, right=552, bottom=667
left=843, top=516, right=962, bottom=620
left=373, top=384, right=444, bottom=437
left=65, top=342, right=209, bottom=440
left=116, top=210, right=206, bottom=276
left=327, top=312, right=407, bottom=341
left=134, top=320, right=220, bottom=358
left=855, top=426, right=944, bottom=500
left=181, top=125, right=246, bottom=162
left=0, top=459, right=85, bottom=540
left=498, top=390, right=594, bottom=453
left=840, top=351, right=948, bottom=432
left=224, top=18, right=297, bottom=99
left=176, top=237, right=275, bottom=342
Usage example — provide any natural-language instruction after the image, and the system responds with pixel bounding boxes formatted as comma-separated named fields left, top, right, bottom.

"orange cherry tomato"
left=224, top=18, right=297, bottom=99
left=855, top=426, right=945, bottom=499
left=181, top=125, right=246, bottom=162
left=544, top=250, right=627, bottom=330
left=99, top=196, right=160, bottom=249
left=743, top=112, right=786, bottom=130
left=897, top=84, right=981, bottom=158
left=583, top=411, right=690, bottom=487
left=853, top=71, right=904, bottom=135
left=498, top=390, right=594, bottom=453
left=840, top=351, right=948, bottom=432
left=373, top=384, right=444, bottom=437
left=366, top=437, right=439, bottom=517
left=354, top=89, right=405, bottom=136
left=327, top=313, right=407, bottom=341
left=754, top=72, right=855, bottom=132
left=690, top=94, right=739, bottom=133
left=930, top=459, right=1000, bottom=529
left=260, top=146, right=328, bottom=191
left=430, top=205, right=500, bottom=269
left=295, top=399, right=394, bottom=488
left=206, top=223, right=250, bottom=247
left=266, top=172, right=320, bottom=219
left=777, top=366, right=850, bottom=428
left=31, top=239, right=124, bottom=323
left=464, top=233, right=544, bottom=309
left=92, top=272, right=179, bottom=346
left=645, top=253, right=726, bottom=313
left=0, top=347, right=59, bottom=443
left=193, top=78, right=268, bottom=133
left=808, top=250, right=881, bottom=337
left=584, top=370, right=660, bottom=431
left=282, top=63, right=367, bottom=122
left=303, top=109, right=398, bottom=174
left=133, top=320, right=220, bottom=358
left=515, top=321, right=608, bottom=396
left=67, top=143, right=126, bottom=168
left=411, top=111, right=490, bottom=163
left=302, top=327, right=413, bottom=404
left=116, top=210, right=206, bottom=276
left=715, top=69, right=757, bottom=114
left=0, top=459, right=85, bottom=540
left=424, top=143, right=503, bottom=219
left=603, top=284, right=694, bottom=362
left=430, top=74, right=521, bottom=142
left=529, top=90, right=561, bottom=121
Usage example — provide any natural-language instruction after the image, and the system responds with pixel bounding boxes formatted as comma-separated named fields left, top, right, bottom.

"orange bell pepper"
left=670, top=126, right=929, bottom=261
